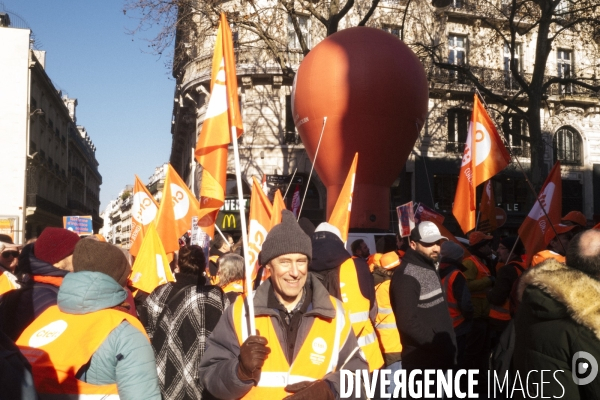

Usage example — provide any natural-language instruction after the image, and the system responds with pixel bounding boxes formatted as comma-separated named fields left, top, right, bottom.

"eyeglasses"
left=1, top=251, right=19, bottom=258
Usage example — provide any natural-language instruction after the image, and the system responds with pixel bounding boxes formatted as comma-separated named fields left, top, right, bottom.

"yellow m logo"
left=222, top=214, right=236, bottom=229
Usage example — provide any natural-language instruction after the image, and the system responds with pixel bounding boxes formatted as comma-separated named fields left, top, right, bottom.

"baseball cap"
left=469, top=231, right=493, bottom=246
left=410, top=221, right=448, bottom=244
left=561, top=211, right=586, bottom=228
left=380, top=251, right=401, bottom=270
left=544, top=223, right=576, bottom=246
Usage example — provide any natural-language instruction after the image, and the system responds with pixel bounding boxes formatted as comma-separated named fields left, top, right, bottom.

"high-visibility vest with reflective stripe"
left=222, top=279, right=244, bottom=294
left=231, top=294, right=350, bottom=399
left=207, top=255, right=220, bottom=285
left=374, top=280, right=401, bottom=355
left=0, top=270, right=20, bottom=295
left=489, top=261, right=527, bottom=321
left=441, top=269, right=466, bottom=328
left=16, top=305, right=148, bottom=397
left=463, top=255, right=491, bottom=299
left=339, top=258, right=384, bottom=371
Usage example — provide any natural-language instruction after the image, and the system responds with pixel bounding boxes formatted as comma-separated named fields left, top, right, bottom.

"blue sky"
left=2, top=0, right=174, bottom=211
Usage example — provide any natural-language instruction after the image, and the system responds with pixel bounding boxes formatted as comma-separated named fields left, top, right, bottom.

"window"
left=554, top=127, right=582, bottom=165
left=433, top=175, right=458, bottom=213
left=557, top=49, right=573, bottom=94
left=288, top=15, right=310, bottom=50
left=285, top=95, right=298, bottom=144
left=448, top=35, right=467, bottom=81
left=382, top=25, right=400, bottom=38
left=447, top=108, right=470, bottom=152
left=504, top=43, right=523, bottom=90
left=503, top=115, right=529, bottom=156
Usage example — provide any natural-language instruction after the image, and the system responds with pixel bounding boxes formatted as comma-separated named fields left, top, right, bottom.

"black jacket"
left=390, top=248, right=457, bottom=370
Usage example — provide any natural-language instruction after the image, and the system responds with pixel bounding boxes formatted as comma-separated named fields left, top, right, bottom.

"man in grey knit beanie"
left=199, top=210, right=367, bottom=400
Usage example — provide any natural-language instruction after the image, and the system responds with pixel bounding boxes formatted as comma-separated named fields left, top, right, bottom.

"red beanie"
left=35, top=227, right=80, bottom=265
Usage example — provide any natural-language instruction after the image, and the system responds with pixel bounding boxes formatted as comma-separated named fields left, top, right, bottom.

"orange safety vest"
left=16, top=305, right=148, bottom=397
left=489, top=261, right=527, bottom=321
left=463, top=255, right=491, bottom=299
left=441, top=269, right=466, bottom=328
left=0, top=269, right=20, bottom=295
left=374, top=280, right=402, bottom=355
left=339, top=258, right=384, bottom=372
left=231, top=294, right=350, bottom=399
left=222, top=279, right=244, bottom=294
left=207, top=255, right=220, bottom=285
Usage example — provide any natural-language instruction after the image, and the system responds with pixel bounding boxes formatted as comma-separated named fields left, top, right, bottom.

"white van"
left=345, top=232, right=397, bottom=256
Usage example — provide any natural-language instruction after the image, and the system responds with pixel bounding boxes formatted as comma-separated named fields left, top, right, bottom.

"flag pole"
left=230, top=126, right=256, bottom=335
left=505, top=235, right=520, bottom=264
left=473, top=88, right=564, bottom=253
left=298, top=117, right=327, bottom=221
left=214, top=224, right=229, bottom=246
left=283, top=168, right=298, bottom=199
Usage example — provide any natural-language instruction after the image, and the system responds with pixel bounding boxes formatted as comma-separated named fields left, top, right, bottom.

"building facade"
left=0, top=12, right=103, bottom=242
left=169, top=1, right=600, bottom=236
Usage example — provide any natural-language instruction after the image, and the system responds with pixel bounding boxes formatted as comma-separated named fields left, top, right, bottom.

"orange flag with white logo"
left=453, top=94, right=510, bottom=234
left=329, top=153, right=358, bottom=243
left=518, top=162, right=562, bottom=266
left=270, top=190, right=286, bottom=229
left=247, top=177, right=273, bottom=280
left=130, top=175, right=159, bottom=257
left=195, top=13, right=243, bottom=239
left=129, top=224, right=175, bottom=294
left=478, top=180, right=497, bottom=233
left=154, top=164, right=202, bottom=254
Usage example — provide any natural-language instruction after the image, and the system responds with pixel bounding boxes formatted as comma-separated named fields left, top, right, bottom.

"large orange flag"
left=478, top=180, right=497, bottom=233
left=518, top=162, right=562, bottom=266
left=329, top=153, right=358, bottom=243
left=247, top=177, right=273, bottom=280
left=195, top=13, right=243, bottom=239
left=154, top=164, right=202, bottom=254
left=130, top=224, right=175, bottom=294
left=453, top=94, right=510, bottom=234
left=130, top=175, right=159, bottom=256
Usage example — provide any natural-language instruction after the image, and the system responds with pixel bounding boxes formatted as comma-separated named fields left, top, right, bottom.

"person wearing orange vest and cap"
left=487, top=236, right=526, bottom=340
left=439, top=241, right=473, bottom=369
left=218, top=253, right=246, bottom=303
left=16, top=239, right=161, bottom=399
left=199, top=210, right=366, bottom=400
left=310, top=222, right=384, bottom=372
left=530, top=223, right=575, bottom=267
left=561, top=210, right=587, bottom=229
left=373, top=251, right=403, bottom=397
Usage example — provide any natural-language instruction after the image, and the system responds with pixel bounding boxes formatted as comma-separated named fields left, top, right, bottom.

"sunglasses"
left=1, top=251, right=19, bottom=258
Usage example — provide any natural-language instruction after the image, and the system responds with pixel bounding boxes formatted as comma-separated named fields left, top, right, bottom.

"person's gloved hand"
left=283, top=380, right=334, bottom=400
left=237, top=335, right=271, bottom=385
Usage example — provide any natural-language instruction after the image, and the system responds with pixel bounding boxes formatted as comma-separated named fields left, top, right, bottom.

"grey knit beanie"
left=259, top=210, right=312, bottom=266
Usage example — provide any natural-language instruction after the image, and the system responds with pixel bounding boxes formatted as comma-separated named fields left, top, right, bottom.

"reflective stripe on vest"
left=374, top=280, right=402, bottom=355
left=339, top=258, right=384, bottom=371
left=222, top=280, right=244, bottom=294
left=232, top=294, right=350, bottom=399
left=0, top=270, right=19, bottom=295
left=489, top=261, right=527, bottom=321
left=464, top=256, right=491, bottom=299
left=441, top=269, right=466, bottom=328
left=16, top=305, right=148, bottom=397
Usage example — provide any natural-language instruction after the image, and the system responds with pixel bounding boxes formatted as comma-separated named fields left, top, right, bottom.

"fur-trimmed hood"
left=518, top=258, right=600, bottom=340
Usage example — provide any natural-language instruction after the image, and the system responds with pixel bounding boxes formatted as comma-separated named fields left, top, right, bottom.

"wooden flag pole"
left=230, top=126, right=255, bottom=335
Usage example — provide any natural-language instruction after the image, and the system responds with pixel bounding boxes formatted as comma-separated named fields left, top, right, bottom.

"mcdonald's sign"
left=222, top=214, right=237, bottom=229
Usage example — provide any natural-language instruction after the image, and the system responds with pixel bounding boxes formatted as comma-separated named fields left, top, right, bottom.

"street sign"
left=266, top=174, right=303, bottom=185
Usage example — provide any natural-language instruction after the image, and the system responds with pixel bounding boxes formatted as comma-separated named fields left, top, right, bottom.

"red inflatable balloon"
left=292, top=27, right=429, bottom=230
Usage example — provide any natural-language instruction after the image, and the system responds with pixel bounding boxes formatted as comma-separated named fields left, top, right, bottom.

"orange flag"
left=195, top=13, right=243, bottom=239
left=129, top=224, right=175, bottom=294
left=270, top=190, right=286, bottom=229
left=247, top=177, right=273, bottom=280
left=518, top=162, right=562, bottom=266
left=154, top=164, right=202, bottom=254
left=478, top=180, right=497, bottom=233
left=130, top=175, right=159, bottom=257
left=453, top=94, right=510, bottom=234
left=329, top=153, right=358, bottom=243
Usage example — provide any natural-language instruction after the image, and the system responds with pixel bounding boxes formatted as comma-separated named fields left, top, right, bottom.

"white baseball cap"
left=410, top=221, right=448, bottom=244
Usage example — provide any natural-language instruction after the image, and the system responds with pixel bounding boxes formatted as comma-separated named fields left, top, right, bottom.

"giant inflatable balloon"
left=292, top=27, right=429, bottom=230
